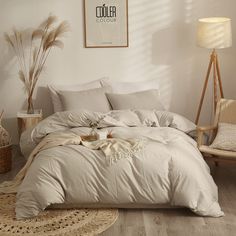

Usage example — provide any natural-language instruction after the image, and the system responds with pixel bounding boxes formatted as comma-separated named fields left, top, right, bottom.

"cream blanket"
left=0, top=131, right=143, bottom=194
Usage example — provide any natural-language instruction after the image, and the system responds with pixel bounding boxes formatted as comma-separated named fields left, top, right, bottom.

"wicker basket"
left=0, top=144, right=12, bottom=173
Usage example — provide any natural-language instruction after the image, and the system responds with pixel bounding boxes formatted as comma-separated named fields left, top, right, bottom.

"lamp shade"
left=197, top=17, right=232, bottom=49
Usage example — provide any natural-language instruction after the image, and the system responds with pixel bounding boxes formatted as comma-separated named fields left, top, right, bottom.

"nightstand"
left=17, top=109, right=42, bottom=137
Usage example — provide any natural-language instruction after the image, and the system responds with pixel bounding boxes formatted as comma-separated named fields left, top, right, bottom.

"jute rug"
left=0, top=194, right=119, bottom=236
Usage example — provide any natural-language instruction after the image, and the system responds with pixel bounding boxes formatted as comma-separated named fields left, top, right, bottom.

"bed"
left=0, top=79, right=222, bottom=219
left=15, top=109, right=224, bottom=219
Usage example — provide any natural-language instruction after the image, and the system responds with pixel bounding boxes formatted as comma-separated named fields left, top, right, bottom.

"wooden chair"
left=197, top=99, right=236, bottom=164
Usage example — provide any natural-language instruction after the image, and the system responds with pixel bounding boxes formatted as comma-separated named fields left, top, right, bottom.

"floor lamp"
left=195, top=17, right=232, bottom=125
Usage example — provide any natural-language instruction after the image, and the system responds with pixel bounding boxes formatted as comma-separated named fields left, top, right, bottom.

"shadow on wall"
left=122, top=0, right=174, bottom=110
left=151, top=22, right=196, bottom=118
left=0, top=29, right=54, bottom=130
left=0, top=36, right=16, bottom=85
left=125, top=0, right=201, bottom=119
left=152, top=24, right=193, bottom=65
left=21, top=87, right=54, bottom=118
left=0, top=37, right=18, bottom=143
left=0, top=28, right=34, bottom=83
left=35, top=87, right=54, bottom=117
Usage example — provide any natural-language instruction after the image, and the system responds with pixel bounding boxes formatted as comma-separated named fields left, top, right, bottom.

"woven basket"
left=0, top=144, right=12, bottom=173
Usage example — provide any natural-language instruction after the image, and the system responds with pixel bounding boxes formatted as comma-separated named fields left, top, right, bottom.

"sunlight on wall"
left=118, top=0, right=173, bottom=109
left=124, top=0, right=172, bottom=67
left=185, top=0, right=196, bottom=23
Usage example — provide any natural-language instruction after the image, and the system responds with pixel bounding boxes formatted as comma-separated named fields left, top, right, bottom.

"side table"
left=17, top=109, right=43, bottom=137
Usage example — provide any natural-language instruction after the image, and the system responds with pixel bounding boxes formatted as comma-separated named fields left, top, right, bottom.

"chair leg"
left=213, top=155, right=219, bottom=166
left=214, top=161, right=219, bottom=167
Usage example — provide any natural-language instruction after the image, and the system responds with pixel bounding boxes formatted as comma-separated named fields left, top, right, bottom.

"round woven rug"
left=0, top=194, right=119, bottom=236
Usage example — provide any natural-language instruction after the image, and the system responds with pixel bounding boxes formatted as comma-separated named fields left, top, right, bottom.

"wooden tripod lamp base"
left=195, top=49, right=224, bottom=125
left=195, top=17, right=232, bottom=125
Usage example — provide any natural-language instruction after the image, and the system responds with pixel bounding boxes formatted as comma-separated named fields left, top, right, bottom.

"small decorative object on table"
left=81, top=132, right=112, bottom=142
left=96, top=130, right=109, bottom=140
left=81, top=116, right=112, bottom=141
left=88, top=119, right=99, bottom=137
left=81, top=135, right=97, bottom=142
left=83, top=116, right=111, bottom=141
left=17, top=109, right=42, bottom=137
left=0, top=110, right=12, bottom=173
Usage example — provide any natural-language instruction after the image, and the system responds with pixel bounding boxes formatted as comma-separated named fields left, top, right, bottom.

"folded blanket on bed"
left=83, top=138, right=144, bottom=165
left=0, top=131, right=144, bottom=194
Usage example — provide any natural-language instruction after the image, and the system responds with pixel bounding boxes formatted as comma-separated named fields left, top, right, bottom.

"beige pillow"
left=101, top=78, right=160, bottom=94
left=106, top=90, right=164, bottom=110
left=210, top=123, right=236, bottom=151
left=48, top=77, right=109, bottom=112
left=59, top=87, right=112, bottom=112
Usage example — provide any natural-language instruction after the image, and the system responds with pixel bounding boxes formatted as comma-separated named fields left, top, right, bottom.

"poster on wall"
left=84, top=0, right=129, bottom=48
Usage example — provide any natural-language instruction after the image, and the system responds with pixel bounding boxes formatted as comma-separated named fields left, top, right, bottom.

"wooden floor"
left=1, top=148, right=236, bottom=236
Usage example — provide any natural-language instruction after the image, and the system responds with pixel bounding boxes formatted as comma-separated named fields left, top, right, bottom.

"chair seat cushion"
left=199, top=145, right=236, bottom=159
left=210, top=123, right=236, bottom=151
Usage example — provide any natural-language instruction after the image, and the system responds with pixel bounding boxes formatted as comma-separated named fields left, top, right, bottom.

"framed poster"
left=84, top=0, right=129, bottom=48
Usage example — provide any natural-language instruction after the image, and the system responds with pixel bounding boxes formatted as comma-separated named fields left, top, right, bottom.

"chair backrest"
left=214, top=99, right=236, bottom=126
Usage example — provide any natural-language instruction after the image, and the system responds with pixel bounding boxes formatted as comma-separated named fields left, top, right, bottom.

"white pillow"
left=210, top=123, right=236, bottom=151
left=48, top=77, right=109, bottom=112
left=101, top=78, right=159, bottom=94
left=59, top=87, right=112, bottom=112
left=106, top=90, right=164, bottom=110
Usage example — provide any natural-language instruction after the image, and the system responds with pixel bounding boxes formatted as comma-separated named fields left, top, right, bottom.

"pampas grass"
left=5, top=15, right=69, bottom=114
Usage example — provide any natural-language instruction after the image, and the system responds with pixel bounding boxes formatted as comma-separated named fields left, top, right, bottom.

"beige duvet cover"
left=15, top=110, right=223, bottom=219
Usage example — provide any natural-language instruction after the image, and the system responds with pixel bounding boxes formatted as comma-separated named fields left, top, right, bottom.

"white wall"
left=0, top=0, right=235, bottom=144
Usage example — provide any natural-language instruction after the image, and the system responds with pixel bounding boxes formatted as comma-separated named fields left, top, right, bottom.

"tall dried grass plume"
left=5, top=15, right=69, bottom=114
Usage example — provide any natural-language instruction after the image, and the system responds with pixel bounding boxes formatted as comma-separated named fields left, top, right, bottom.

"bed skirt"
left=49, top=203, right=181, bottom=209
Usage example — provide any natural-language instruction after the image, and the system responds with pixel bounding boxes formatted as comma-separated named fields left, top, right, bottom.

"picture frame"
left=84, top=0, right=129, bottom=48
